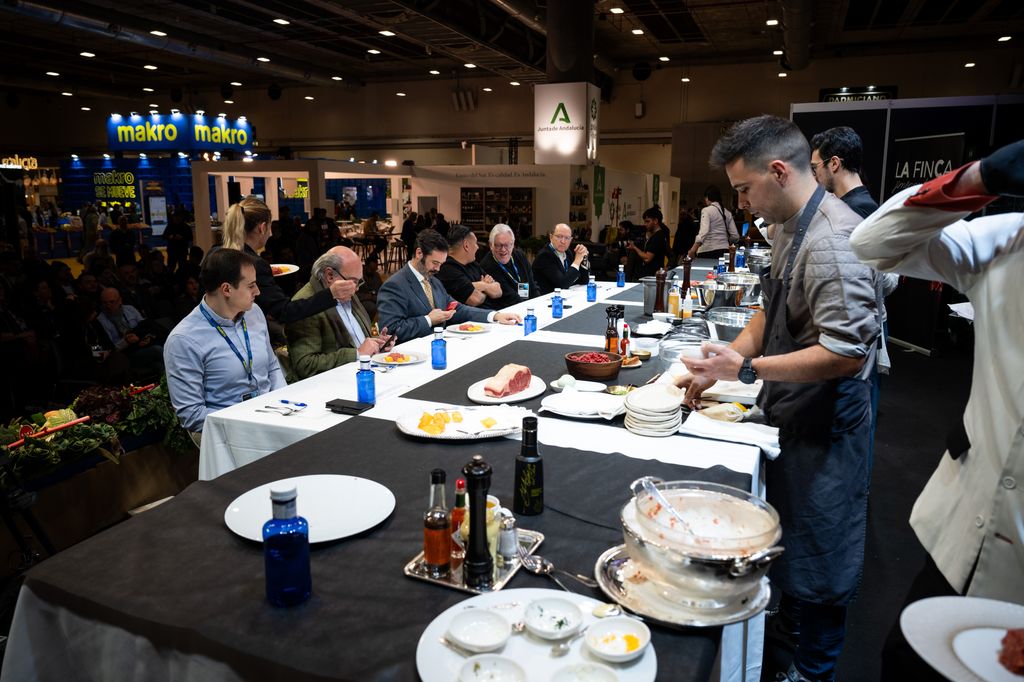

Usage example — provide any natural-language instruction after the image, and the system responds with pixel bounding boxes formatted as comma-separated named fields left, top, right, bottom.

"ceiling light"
left=778, top=72, right=788, bottom=77
left=429, top=70, right=440, bottom=75
left=631, top=28, right=644, bottom=35
left=773, top=49, right=783, bottom=56
left=332, top=76, right=343, bottom=81
left=149, top=110, right=158, bottom=114
left=384, top=160, right=398, bottom=167
left=80, top=51, right=95, bottom=58
left=150, top=30, right=166, bottom=37
left=482, top=87, right=492, bottom=92
left=71, top=154, right=79, bottom=159
left=144, top=64, right=158, bottom=70
left=256, top=56, right=271, bottom=62
left=659, top=56, right=670, bottom=62
left=178, top=152, right=186, bottom=158
left=230, top=81, right=242, bottom=87
left=867, top=85, right=875, bottom=90
left=170, top=108, right=180, bottom=114
left=224, top=99, right=234, bottom=104
left=218, top=113, right=226, bottom=118
left=680, top=77, right=690, bottom=83
left=243, top=157, right=253, bottom=163
left=45, top=71, right=59, bottom=76
left=103, top=154, right=110, bottom=159
left=609, top=7, right=624, bottom=14
left=143, top=87, right=154, bottom=92
left=965, top=62, right=976, bottom=67
left=80, top=106, right=91, bottom=111
left=149, top=103, right=158, bottom=107
left=510, top=81, right=521, bottom=86
left=372, top=159, right=378, bottom=164
left=304, top=96, right=315, bottom=100
left=465, top=63, right=477, bottom=68
left=349, top=157, right=355, bottom=162
left=196, top=109, right=205, bottom=115
left=367, top=49, right=381, bottom=55
left=138, top=153, right=146, bottom=158
left=379, top=30, right=395, bottom=37
left=395, top=92, right=406, bottom=96
left=244, top=150, right=253, bottom=156
left=61, top=91, right=73, bottom=96
left=998, top=36, right=1012, bottom=42
left=238, top=116, right=246, bottom=121
left=766, top=19, right=779, bottom=26
left=273, top=18, right=290, bottom=25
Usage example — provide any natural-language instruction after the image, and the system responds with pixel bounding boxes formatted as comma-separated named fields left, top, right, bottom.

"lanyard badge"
left=199, top=304, right=255, bottom=390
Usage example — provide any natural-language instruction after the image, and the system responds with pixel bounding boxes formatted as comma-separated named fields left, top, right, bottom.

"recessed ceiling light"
left=224, top=99, right=234, bottom=104
left=80, top=51, right=95, bottom=58
left=998, top=36, right=1012, bottom=42
left=304, top=96, right=314, bottom=100
left=143, top=87, right=154, bottom=92
left=196, top=109, right=205, bottom=115
left=256, top=56, right=271, bottom=62
left=103, top=154, right=110, bottom=159
left=482, top=87, right=492, bottom=92
left=332, top=76, right=343, bottom=81
left=965, top=62, right=976, bottom=67
left=45, top=71, right=60, bottom=76
left=218, top=113, right=227, bottom=118
left=144, top=64, right=158, bottom=70
left=349, top=157, right=355, bottom=162
left=273, top=18, right=290, bottom=25
left=61, top=91, right=73, bottom=96
left=510, top=81, right=521, bottom=86
left=230, top=81, right=242, bottom=87
left=384, top=159, right=398, bottom=167
left=680, top=77, right=690, bottom=83
left=138, top=153, right=147, bottom=158
left=867, top=85, right=875, bottom=90
left=80, top=106, right=91, bottom=111
left=367, top=49, right=381, bottom=55
left=659, top=56, right=669, bottom=62
left=71, top=154, right=79, bottom=159
left=609, top=7, right=624, bottom=14
left=778, top=72, right=788, bottom=77
left=429, top=69, right=440, bottom=75
left=149, top=110, right=158, bottom=115
left=379, top=30, right=395, bottom=37
left=773, top=49, right=784, bottom=55
left=464, top=63, right=477, bottom=68
left=396, top=92, right=406, bottom=96
left=631, top=28, right=644, bottom=35
left=149, top=103, right=158, bottom=107
left=150, top=30, right=166, bottom=37
left=766, top=19, right=779, bottom=26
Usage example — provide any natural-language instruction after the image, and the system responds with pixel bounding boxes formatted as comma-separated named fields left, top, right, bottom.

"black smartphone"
left=326, top=398, right=374, bottom=415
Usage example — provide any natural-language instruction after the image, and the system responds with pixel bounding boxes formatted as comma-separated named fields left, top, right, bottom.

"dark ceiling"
left=1, top=0, right=1021, bottom=106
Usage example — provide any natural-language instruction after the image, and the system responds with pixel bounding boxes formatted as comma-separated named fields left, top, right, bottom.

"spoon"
left=520, top=552, right=599, bottom=588
left=636, top=476, right=693, bottom=535
left=551, top=626, right=588, bottom=657
left=438, top=636, right=472, bottom=657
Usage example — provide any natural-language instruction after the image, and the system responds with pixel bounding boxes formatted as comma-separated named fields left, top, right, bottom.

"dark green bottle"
left=513, top=416, right=543, bottom=515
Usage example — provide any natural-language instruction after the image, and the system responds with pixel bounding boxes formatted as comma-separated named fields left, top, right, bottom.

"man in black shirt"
left=437, top=225, right=503, bottom=307
left=480, top=223, right=538, bottom=309
left=627, top=207, right=670, bottom=278
left=810, top=127, right=878, bottom=218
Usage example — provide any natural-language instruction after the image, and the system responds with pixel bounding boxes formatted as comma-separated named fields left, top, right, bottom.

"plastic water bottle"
left=616, top=264, right=625, bottom=287
left=523, top=307, right=537, bottom=336
left=263, top=487, right=311, bottom=607
left=431, top=327, right=446, bottom=370
left=551, top=289, right=563, bottom=318
left=356, top=354, right=375, bottom=404
left=586, top=275, right=597, bottom=302
left=735, top=247, right=746, bottom=269
left=717, top=256, right=726, bottom=275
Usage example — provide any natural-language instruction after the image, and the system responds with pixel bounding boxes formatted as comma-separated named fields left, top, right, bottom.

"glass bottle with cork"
left=423, top=468, right=450, bottom=578
left=263, top=486, right=312, bottom=607
left=513, top=416, right=543, bottom=515
left=604, top=306, right=619, bottom=353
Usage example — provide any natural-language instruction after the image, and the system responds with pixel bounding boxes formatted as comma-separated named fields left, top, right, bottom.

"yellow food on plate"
left=458, top=323, right=484, bottom=332
left=480, top=417, right=497, bottom=429
left=417, top=410, right=463, bottom=435
left=384, top=353, right=410, bottom=363
left=622, top=355, right=642, bottom=367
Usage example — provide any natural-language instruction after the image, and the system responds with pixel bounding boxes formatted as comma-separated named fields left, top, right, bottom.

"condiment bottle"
left=463, top=455, right=494, bottom=589
left=616, top=264, right=625, bottom=287
left=620, top=322, right=631, bottom=358
left=497, top=514, right=518, bottom=567
left=654, top=267, right=667, bottom=314
left=604, top=307, right=619, bottom=353
left=263, top=486, right=311, bottom=607
left=728, top=243, right=737, bottom=272
left=450, top=478, right=466, bottom=560
left=682, top=289, right=694, bottom=319
left=523, top=307, right=537, bottom=336
left=513, top=417, right=543, bottom=515
left=551, top=288, right=563, bottom=318
left=423, top=468, right=450, bottom=578
left=356, top=354, right=375, bottom=404
left=586, top=275, right=597, bottom=302
left=668, top=286, right=680, bottom=317
left=431, top=327, right=446, bottom=370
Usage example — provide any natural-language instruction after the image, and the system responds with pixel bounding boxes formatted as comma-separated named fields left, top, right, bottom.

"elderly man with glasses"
left=480, top=223, right=539, bottom=309
left=532, top=222, right=590, bottom=295
left=285, top=246, right=395, bottom=381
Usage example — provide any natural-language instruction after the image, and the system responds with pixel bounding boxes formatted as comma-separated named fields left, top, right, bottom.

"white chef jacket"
left=850, top=185, right=1024, bottom=605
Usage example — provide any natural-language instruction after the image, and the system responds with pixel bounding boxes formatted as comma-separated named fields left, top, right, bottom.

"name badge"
left=518, top=283, right=530, bottom=299
left=241, top=392, right=256, bottom=401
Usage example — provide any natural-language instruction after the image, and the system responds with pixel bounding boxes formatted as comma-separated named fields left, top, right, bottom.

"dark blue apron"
left=757, top=185, right=872, bottom=605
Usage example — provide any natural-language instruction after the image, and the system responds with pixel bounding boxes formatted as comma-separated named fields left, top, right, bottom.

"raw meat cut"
left=483, top=364, right=532, bottom=397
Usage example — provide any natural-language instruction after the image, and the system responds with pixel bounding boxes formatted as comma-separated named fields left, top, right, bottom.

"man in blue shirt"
left=164, top=249, right=285, bottom=438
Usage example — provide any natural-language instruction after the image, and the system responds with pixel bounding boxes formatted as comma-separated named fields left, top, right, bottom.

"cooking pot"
left=621, top=477, right=783, bottom=609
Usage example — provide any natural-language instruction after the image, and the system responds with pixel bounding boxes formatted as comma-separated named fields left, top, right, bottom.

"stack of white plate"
left=624, top=384, right=684, bottom=437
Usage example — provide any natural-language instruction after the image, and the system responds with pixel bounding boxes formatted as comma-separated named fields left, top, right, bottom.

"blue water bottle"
left=736, top=247, right=746, bottom=269
left=263, top=487, right=311, bottom=607
left=431, top=327, right=447, bottom=370
left=586, top=275, right=597, bottom=302
left=551, top=289, right=563, bottom=318
left=356, top=354, right=375, bottom=404
left=524, top=307, right=537, bottom=336
left=616, top=264, right=625, bottom=287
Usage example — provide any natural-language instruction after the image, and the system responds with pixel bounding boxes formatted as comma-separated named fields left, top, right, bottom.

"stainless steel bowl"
left=718, top=272, right=761, bottom=305
left=746, top=254, right=772, bottom=276
left=706, top=307, right=756, bottom=342
left=695, top=283, right=743, bottom=310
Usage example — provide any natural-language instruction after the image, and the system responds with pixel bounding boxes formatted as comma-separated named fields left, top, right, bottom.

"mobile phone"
left=326, top=398, right=374, bottom=415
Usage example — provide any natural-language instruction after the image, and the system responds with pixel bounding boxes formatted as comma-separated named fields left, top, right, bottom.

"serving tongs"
left=630, top=476, right=694, bottom=536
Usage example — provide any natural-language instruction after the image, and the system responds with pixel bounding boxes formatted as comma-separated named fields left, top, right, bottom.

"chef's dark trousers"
left=773, top=594, right=847, bottom=682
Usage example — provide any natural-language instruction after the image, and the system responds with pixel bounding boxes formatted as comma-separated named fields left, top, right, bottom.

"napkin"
left=539, top=391, right=626, bottom=420
left=635, top=320, right=673, bottom=336
left=679, top=411, right=781, bottom=459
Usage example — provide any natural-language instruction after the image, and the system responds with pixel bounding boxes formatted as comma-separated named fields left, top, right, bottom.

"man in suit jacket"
left=286, top=247, right=394, bottom=380
left=532, top=222, right=590, bottom=295
left=479, top=223, right=539, bottom=309
left=378, top=230, right=521, bottom=342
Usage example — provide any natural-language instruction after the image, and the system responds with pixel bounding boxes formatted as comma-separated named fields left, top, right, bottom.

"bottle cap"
left=522, top=415, right=538, bottom=430
left=589, top=275, right=596, bottom=281
left=527, top=307, right=534, bottom=314
left=554, top=288, right=561, bottom=293
left=359, top=354, right=371, bottom=362
left=269, top=486, right=297, bottom=503
left=455, top=478, right=466, bottom=492
left=433, top=327, right=443, bottom=333
left=430, top=468, right=446, bottom=484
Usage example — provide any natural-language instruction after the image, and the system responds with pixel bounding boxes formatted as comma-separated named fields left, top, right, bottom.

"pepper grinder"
left=462, top=454, right=494, bottom=590
left=681, top=255, right=693, bottom=299
left=728, top=243, right=737, bottom=272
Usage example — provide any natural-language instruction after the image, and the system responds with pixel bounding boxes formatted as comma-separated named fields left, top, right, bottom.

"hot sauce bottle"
left=423, top=468, right=450, bottom=578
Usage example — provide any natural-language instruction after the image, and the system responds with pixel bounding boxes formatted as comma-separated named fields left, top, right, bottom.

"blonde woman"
left=221, top=196, right=353, bottom=325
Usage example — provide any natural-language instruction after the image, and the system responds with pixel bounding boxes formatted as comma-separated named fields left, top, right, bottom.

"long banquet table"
left=1, top=282, right=767, bottom=682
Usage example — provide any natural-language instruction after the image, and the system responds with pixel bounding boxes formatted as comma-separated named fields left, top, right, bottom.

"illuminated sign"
left=819, top=85, right=898, bottom=102
left=534, top=82, right=600, bottom=165
left=94, top=170, right=137, bottom=200
left=107, top=113, right=254, bottom=152
left=1, top=154, right=39, bottom=170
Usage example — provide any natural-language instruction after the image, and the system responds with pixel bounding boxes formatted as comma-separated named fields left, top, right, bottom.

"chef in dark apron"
left=675, top=116, right=880, bottom=682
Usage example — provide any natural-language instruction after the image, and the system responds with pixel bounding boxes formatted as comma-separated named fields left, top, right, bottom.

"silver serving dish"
left=717, top=272, right=761, bottom=305
left=706, top=307, right=757, bottom=342
left=403, top=528, right=544, bottom=594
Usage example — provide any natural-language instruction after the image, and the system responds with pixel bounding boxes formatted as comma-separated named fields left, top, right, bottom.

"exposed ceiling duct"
left=781, top=0, right=813, bottom=70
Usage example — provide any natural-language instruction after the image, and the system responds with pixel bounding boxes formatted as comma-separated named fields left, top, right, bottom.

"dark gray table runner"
left=24, top=416, right=750, bottom=681
left=607, top=286, right=644, bottom=303
left=545, top=302, right=650, bottom=337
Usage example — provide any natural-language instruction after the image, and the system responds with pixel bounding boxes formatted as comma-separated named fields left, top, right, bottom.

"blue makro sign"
left=107, top=113, right=253, bottom=152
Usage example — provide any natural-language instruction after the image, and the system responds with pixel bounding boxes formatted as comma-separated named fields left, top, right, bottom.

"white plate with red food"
left=371, top=351, right=427, bottom=366
left=449, top=322, right=490, bottom=334
left=395, top=406, right=531, bottom=440
left=270, top=263, right=299, bottom=276
left=467, top=363, right=546, bottom=404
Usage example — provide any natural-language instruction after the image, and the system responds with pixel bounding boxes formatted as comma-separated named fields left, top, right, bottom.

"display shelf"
left=460, top=186, right=534, bottom=237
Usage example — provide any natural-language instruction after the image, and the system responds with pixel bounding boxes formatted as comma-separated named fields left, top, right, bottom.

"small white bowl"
left=458, top=654, right=526, bottom=682
left=584, top=616, right=651, bottom=663
left=446, top=609, right=511, bottom=653
left=550, top=661, right=619, bottom=682
left=524, top=597, right=584, bottom=640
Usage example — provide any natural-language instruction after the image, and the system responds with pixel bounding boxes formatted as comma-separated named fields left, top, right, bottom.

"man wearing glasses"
left=480, top=223, right=539, bottom=309
left=285, top=246, right=395, bottom=380
left=532, top=222, right=590, bottom=295
left=810, top=127, right=878, bottom=219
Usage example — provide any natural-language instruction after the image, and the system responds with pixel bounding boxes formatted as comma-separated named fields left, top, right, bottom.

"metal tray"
left=403, top=528, right=544, bottom=594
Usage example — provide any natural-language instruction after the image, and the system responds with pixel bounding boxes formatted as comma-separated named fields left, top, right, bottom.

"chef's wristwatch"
left=739, top=357, right=757, bottom=384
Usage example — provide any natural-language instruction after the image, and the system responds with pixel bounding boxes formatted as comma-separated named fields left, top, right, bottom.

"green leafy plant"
left=0, top=419, right=120, bottom=488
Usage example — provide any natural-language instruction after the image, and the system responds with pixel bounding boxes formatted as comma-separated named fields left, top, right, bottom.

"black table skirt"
left=24, top=416, right=750, bottom=681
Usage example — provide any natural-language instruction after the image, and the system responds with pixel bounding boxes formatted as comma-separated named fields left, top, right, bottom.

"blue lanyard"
left=199, top=303, right=254, bottom=386
left=499, top=256, right=522, bottom=283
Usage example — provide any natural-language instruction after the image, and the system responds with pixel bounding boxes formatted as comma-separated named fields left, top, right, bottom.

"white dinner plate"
left=371, top=351, right=427, bottom=366
left=224, top=474, right=395, bottom=544
left=448, top=323, right=491, bottom=334
left=395, top=406, right=530, bottom=440
left=540, top=392, right=626, bottom=420
left=415, top=588, right=657, bottom=682
left=467, top=375, right=546, bottom=404
left=270, top=263, right=298, bottom=276
left=953, top=628, right=1023, bottom=682
left=901, top=596, right=1024, bottom=682
left=625, top=384, right=684, bottom=413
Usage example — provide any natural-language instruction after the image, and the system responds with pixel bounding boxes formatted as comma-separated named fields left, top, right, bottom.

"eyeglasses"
left=811, top=156, right=841, bottom=175
left=552, top=233, right=572, bottom=242
left=329, top=268, right=364, bottom=289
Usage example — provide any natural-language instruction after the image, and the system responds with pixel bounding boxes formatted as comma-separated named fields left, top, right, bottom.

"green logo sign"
left=590, top=98, right=598, bottom=121
left=550, top=102, right=571, bottom=124
left=593, top=166, right=605, bottom=219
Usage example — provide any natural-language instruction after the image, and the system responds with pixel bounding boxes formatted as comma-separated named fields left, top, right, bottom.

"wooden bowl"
left=565, top=351, right=623, bottom=380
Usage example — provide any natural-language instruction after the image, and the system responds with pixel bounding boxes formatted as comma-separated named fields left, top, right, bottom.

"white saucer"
left=953, top=628, right=1023, bottom=682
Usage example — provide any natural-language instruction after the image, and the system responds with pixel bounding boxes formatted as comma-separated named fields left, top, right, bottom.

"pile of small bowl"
left=623, top=384, right=684, bottom=437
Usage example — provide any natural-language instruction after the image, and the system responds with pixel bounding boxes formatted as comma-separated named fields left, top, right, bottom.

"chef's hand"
left=674, top=373, right=716, bottom=409
left=680, top=342, right=744, bottom=382
left=329, top=277, right=357, bottom=303
left=427, top=308, right=456, bottom=326
left=494, top=312, right=522, bottom=325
